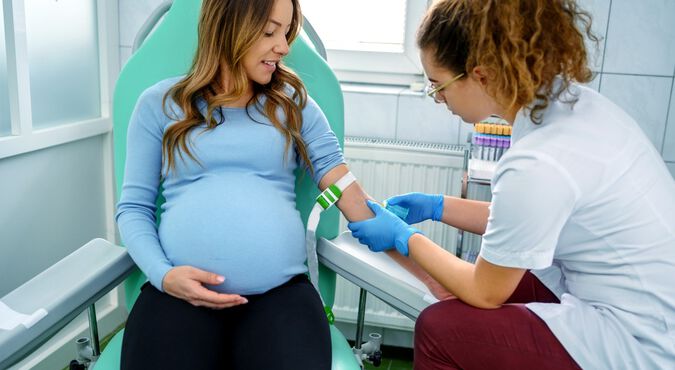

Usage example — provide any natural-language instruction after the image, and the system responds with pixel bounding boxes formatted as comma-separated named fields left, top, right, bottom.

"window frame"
left=314, top=0, right=429, bottom=86
left=0, top=0, right=118, bottom=160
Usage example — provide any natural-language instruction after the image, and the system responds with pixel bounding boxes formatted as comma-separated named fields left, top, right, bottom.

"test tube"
left=488, top=136, right=497, bottom=161
left=479, top=136, right=487, bottom=160
left=472, top=135, right=480, bottom=159
left=383, top=201, right=410, bottom=220
left=496, top=137, right=505, bottom=160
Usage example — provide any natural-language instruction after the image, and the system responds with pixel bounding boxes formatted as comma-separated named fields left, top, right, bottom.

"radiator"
left=332, top=137, right=467, bottom=331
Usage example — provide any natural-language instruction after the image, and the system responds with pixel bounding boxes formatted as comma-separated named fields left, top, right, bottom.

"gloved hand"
left=385, top=192, right=444, bottom=225
left=348, top=200, right=421, bottom=256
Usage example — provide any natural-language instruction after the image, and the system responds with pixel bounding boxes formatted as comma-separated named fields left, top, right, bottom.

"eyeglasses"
left=424, top=73, right=465, bottom=103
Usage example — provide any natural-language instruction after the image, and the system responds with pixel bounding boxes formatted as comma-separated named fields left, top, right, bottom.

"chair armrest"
left=317, top=231, right=437, bottom=321
left=0, top=239, right=135, bottom=369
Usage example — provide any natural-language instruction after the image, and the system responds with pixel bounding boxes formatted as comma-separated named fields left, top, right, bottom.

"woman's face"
left=242, top=0, right=293, bottom=86
left=420, top=48, right=503, bottom=124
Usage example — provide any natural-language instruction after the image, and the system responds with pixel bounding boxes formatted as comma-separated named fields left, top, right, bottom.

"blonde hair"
left=161, top=0, right=312, bottom=174
left=417, top=0, right=599, bottom=123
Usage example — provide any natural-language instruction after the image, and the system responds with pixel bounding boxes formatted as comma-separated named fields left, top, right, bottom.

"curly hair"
left=161, top=0, right=312, bottom=175
left=417, top=0, right=599, bottom=123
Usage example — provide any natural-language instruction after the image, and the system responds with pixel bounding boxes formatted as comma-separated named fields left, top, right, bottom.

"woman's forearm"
left=384, top=250, right=455, bottom=300
left=320, top=164, right=374, bottom=221
left=321, top=165, right=458, bottom=300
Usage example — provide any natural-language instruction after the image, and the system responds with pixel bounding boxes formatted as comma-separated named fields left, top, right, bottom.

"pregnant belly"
left=158, top=174, right=307, bottom=294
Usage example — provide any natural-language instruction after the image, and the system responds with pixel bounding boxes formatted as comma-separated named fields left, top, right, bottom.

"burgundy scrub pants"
left=414, top=272, right=581, bottom=370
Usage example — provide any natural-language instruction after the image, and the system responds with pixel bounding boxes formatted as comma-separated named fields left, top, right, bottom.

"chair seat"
left=91, top=329, right=122, bottom=370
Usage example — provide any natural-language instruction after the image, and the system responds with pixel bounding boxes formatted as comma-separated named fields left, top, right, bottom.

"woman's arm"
left=318, top=164, right=373, bottom=221
left=384, top=250, right=455, bottom=300
left=319, top=164, right=454, bottom=299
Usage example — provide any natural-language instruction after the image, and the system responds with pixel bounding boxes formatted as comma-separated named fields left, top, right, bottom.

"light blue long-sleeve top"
left=115, top=77, right=345, bottom=295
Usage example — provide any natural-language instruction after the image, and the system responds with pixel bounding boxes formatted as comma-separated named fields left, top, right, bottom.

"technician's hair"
left=417, top=0, right=599, bottom=123
left=161, top=0, right=312, bottom=175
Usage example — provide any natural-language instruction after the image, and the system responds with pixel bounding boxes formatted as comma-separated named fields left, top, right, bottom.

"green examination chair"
left=93, top=0, right=358, bottom=368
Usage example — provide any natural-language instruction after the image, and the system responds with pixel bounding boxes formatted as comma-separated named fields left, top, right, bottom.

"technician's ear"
left=470, top=66, right=490, bottom=87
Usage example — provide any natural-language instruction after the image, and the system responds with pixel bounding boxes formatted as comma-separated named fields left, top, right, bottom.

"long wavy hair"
left=161, top=0, right=312, bottom=174
left=417, top=0, right=599, bottom=123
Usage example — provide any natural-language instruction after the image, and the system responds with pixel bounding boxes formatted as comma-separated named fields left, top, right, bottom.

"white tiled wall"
left=119, top=0, right=675, bottom=177
left=600, top=74, right=672, bottom=151
left=594, top=0, right=675, bottom=174
left=580, top=0, right=610, bottom=72
left=584, top=74, right=602, bottom=92
left=602, top=0, right=675, bottom=76
left=396, top=91, right=462, bottom=144
left=342, top=87, right=400, bottom=140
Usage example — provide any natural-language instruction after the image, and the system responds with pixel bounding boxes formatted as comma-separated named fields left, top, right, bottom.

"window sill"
left=0, top=118, right=112, bottom=160
left=340, top=82, right=424, bottom=97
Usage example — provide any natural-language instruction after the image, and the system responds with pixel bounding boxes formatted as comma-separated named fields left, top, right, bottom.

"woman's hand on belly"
left=163, top=266, right=249, bottom=309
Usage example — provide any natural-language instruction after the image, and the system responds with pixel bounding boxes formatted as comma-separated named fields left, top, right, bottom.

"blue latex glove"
left=348, top=200, right=421, bottom=256
left=385, top=192, right=444, bottom=225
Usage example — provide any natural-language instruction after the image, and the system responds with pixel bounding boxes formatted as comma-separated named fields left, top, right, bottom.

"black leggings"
left=121, top=274, right=331, bottom=370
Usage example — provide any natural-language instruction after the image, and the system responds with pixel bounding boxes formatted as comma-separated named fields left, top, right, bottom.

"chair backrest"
left=113, top=0, right=344, bottom=309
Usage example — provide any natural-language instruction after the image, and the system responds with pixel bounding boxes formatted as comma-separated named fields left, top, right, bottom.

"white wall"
left=0, top=136, right=108, bottom=296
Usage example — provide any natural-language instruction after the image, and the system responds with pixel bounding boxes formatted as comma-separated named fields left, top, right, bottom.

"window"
left=0, top=0, right=116, bottom=159
left=24, top=0, right=101, bottom=129
left=303, top=0, right=407, bottom=53
left=301, top=0, right=428, bottom=85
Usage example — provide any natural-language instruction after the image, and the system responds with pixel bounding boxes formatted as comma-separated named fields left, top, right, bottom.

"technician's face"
left=420, top=48, right=498, bottom=124
left=242, top=0, right=293, bottom=85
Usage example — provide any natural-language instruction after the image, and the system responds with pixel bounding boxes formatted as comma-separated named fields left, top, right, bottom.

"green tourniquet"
left=317, top=196, right=330, bottom=210
left=329, top=184, right=342, bottom=200
left=316, top=184, right=342, bottom=210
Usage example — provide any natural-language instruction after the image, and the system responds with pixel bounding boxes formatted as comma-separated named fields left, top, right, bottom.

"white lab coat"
left=479, top=81, right=675, bottom=369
